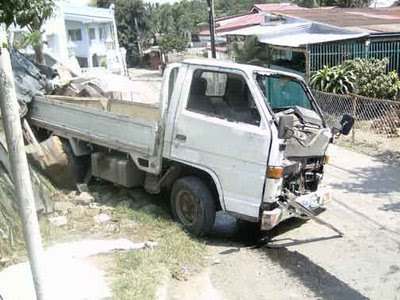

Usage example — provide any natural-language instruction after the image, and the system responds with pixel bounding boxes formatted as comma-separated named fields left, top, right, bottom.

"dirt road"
left=169, top=145, right=400, bottom=300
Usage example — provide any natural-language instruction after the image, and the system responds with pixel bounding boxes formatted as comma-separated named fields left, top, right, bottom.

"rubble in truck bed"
left=9, top=50, right=142, bottom=102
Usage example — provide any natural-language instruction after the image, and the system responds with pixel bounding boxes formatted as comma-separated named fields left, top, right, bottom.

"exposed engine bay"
left=277, top=106, right=332, bottom=196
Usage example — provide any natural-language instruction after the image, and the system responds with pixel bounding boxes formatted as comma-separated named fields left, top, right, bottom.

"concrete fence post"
left=351, top=94, right=357, bottom=144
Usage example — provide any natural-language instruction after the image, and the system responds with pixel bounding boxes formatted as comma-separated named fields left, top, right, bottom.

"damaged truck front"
left=255, top=72, right=353, bottom=231
left=28, top=59, right=353, bottom=236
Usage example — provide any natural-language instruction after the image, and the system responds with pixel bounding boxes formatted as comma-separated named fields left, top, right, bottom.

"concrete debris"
left=51, top=79, right=105, bottom=98
left=68, top=205, right=86, bottom=219
left=75, top=192, right=94, bottom=205
left=25, top=136, right=79, bottom=189
left=76, top=183, right=89, bottom=193
left=48, top=216, right=68, bottom=227
left=53, top=201, right=74, bottom=214
left=10, top=50, right=56, bottom=104
left=93, top=213, right=111, bottom=223
left=67, top=191, right=77, bottom=199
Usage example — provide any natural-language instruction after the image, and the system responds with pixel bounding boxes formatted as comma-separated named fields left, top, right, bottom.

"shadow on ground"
left=208, top=212, right=368, bottom=300
left=90, top=182, right=368, bottom=299
left=328, top=163, right=400, bottom=197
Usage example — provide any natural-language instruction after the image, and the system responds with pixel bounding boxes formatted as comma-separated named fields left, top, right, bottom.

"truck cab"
left=159, top=60, right=351, bottom=235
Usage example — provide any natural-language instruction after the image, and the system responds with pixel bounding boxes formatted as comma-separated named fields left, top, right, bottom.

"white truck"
left=28, top=59, right=354, bottom=236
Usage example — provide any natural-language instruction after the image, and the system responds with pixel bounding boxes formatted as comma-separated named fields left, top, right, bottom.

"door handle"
left=175, top=134, right=187, bottom=142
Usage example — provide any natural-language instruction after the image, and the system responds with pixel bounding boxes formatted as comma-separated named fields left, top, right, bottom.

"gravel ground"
left=169, top=145, right=400, bottom=300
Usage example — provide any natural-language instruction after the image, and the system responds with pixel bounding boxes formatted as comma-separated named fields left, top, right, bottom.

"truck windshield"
left=256, top=73, right=312, bottom=112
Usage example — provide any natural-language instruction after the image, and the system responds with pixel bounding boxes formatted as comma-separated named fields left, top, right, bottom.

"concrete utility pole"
left=0, top=27, right=47, bottom=300
left=207, top=0, right=217, bottom=59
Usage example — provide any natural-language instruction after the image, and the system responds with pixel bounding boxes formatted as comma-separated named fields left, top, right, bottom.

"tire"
left=170, top=176, right=216, bottom=237
left=60, top=138, right=90, bottom=184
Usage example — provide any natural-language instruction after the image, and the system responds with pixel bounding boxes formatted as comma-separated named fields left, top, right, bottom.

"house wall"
left=65, top=20, right=89, bottom=59
left=12, top=2, right=124, bottom=74
left=65, top=20, right=113, bottom=68
left=43, top=8, right=69, bottom=65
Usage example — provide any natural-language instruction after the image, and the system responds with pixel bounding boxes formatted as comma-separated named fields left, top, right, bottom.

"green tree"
left=144, top=0, right=208, bottom=55
left=159, top=34, right=188, bottom=53
left=230, top=36, right=270, bottom=65
left=93, top=0, right=147, bottom=66
left=0, top=0, right=55, bottom=64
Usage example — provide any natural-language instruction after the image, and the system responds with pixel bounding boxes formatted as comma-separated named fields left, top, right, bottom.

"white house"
left=13, top=1, right=126, bottom=75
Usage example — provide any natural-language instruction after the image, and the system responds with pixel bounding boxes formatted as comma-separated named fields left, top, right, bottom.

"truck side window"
left=187, top=69, right=261, bottom=126
left=168, top=67, right=180, bottom=103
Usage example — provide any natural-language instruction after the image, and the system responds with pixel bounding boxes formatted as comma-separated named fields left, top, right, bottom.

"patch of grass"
left=0, top=164, right=61, bottom=268
left=111, top=195, right=206, bottom=300
left=1, top=180, right=207, bottom=298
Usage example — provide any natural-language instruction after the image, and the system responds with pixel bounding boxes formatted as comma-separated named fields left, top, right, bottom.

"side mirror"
left=278, top=115, right=294, bottom=139
left=333, top=114, right=354, bottom=136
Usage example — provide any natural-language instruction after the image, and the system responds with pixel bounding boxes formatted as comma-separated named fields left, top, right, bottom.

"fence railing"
left=313, top=90, right=400, bottom=154
left=308, top=40, right=400, bottom=73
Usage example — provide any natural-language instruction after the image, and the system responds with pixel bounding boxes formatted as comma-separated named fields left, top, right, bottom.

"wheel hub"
left=176, top=190, right=198, bottom=225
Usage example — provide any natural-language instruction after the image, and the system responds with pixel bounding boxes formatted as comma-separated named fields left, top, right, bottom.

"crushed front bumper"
left=261, top=189, right=331, bottom=231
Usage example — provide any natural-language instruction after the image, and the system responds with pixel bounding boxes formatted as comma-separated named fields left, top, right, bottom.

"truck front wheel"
left=170, top=176, right=216, bottom=236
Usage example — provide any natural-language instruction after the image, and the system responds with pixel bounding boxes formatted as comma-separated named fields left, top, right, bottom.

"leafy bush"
left=344, top=58, right=400, bottom=100
left=310, top=65, right=355, bottom=94
left=310, top=58, right=400, bottom=100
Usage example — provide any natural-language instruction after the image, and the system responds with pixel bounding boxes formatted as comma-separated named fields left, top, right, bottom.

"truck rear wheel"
left=170, top=176, right=216, bottom=237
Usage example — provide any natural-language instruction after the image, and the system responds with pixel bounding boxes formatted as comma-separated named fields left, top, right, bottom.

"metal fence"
left=308, top=39, right=400, bottom=73
left=313, top=90, right=400, bottom=154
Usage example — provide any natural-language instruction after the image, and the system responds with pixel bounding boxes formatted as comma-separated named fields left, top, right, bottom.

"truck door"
left=170, top=66, right=272, bottom=219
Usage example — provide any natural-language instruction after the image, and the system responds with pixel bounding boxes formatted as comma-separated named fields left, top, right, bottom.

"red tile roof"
left=199, top=13, right=263, bottom=35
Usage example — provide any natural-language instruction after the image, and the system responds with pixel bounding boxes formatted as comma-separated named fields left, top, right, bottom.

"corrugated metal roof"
left=271, top=7, right=400, bottom=31
left=227, top=22, right=368, bottom=47
left=224, top=22, right=307, bottom=36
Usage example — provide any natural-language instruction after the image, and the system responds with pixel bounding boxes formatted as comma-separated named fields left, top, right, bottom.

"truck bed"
left=29, top=95, right=160, bottom=157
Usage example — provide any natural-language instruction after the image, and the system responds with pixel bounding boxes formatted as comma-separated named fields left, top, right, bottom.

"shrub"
left=311, top=58, right=400, bottom=100
left=310, top=65, right=355, bottom=94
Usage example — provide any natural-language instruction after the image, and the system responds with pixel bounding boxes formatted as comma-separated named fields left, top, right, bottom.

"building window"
left=99, top=26, right=106, bottom=41
left=68, top=29, right=82, bottom=41
left=89, top=28, right=96, bottom=40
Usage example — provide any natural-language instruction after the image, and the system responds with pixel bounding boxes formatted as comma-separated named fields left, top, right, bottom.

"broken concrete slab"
left=0, top=238, right=158, bottom=300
